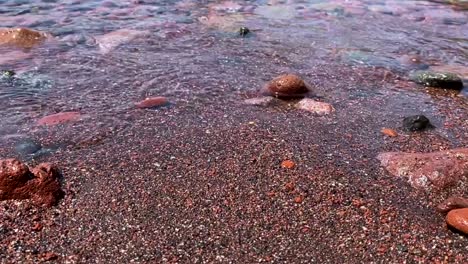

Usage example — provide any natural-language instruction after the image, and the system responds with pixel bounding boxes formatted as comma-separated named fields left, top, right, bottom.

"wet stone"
left=402, top=115, right=432, bottom=132
left=409, top=71, right=464, bottom=90
left=0, top=27, right=50, bottom=49
left=37, top=112, right=81, bottom=126
left=262, top=74, right=311, bottom=98
left=446, top=208, right=468, bottom=235
left=136, top=97, right=169, bottom=109
left=14, top=138, right=42, bottom=156
left=239, top=26, right=250, bottom=37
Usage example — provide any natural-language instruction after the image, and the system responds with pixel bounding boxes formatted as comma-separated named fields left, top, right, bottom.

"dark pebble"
left=14, top=139, right=42, bottom=156
left=402, top=115, right=432, bottom=132
left=239, top=27, right=250, bottom=37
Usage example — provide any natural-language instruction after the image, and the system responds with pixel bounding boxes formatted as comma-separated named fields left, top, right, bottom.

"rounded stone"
left=37, top=112, right=81, bottom=126
left=0, top=28, right=50, bottom=49
left=402, top=115, right=432, bottom=132
left=14, top=139, right=42, bottom=156
left=262, top=74, right=311, bottom=98
left=446, top=208, right=468, bottom=235
left=136, top=97, right=169, bottom=109
left=239, top=27, right=250, bottom=37
left=409, top=71, right=463, bottom=90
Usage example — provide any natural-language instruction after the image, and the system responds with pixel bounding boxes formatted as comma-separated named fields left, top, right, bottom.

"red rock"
left=262, top=74, right=311, bottom=98
left=446, top=208, right=468, bottom=235
left=135, top=97, right=169, bottom=109
left=437, top=197, right=468, bottom=213
left=281, top=160, right=296, bottom=169
left=381, top=128, right=398, bottom=137
left=32, top=223, right=43, bottom=232
left=377, top=148, right=468, bottom=189
left=0, top=159, right=63, bottom=207
left=41, top=252, right=58, bottom=261
left=295, top=99, right=335, bottom=115
left=284, top=181, right=295, bottom=192
left=294, top=195, right=304, bottom=204
left=37, top=112, right=81, bottom=126
left=0, top=28, right=50, bottom=49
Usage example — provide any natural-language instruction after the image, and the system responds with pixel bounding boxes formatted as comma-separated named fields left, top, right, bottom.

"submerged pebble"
left=1, top=70, right=15, bottom=78
left=0, top=28, right=50, bottom=49
left=239, top=27, right=250, bottom=37
left=136, top=97, right=169, bottom=109
left=402, top=115, right=432, bottom=132
left=37, top=112, right=81, bottom=126
left=262, top=74, right=311, bottom=98
left=14, top=138, right=42, bottom=156
left=409, top=71, right=463, bottom=90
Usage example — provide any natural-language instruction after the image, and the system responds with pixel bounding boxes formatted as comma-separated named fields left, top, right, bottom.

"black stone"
left=239, top=27, right=250, bottom=37
left=402, top=115, right=433, bottom=132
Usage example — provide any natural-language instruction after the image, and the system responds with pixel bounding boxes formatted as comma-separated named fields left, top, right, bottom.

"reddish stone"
left=284, top=181, right=295, bottom=192
left=135, top=97, right=169, bottom=109
left=32, top=223, right=43, bottom=232
left=0, top=159, right=63, bottom=207
left=381, top=128, right=398, bottom=137
left=41, top=252, right=58, bottom=261
left=281, top=160, right=296, bottom=169
left=37, top=112, right=81, bottom=126
left=262, top=74, right=311, bottom=98
left=294, top=195, right=304, bottom=204
left=446, top=208, right=468, bottom=235
left=377, top=148, right=468, bottom=189
left=437, top=197, right=468, bottom=213
left=295, top=99, right=335, bottom=115
left=0, top=28, right=50, bottom=49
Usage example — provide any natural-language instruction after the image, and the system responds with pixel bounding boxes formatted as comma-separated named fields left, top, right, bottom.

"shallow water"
left=0, top=1, right=467, bottom=132
left=0, top=1, right=467, bottom=159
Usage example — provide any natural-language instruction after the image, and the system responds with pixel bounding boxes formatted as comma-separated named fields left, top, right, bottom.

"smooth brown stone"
left=262, top=74, right=311, bottom=98
left=0, top=28, right=50, bottom=49
left=446, top=208, right=468, bottom=235
left=136, top=97, right=169, bottom=108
